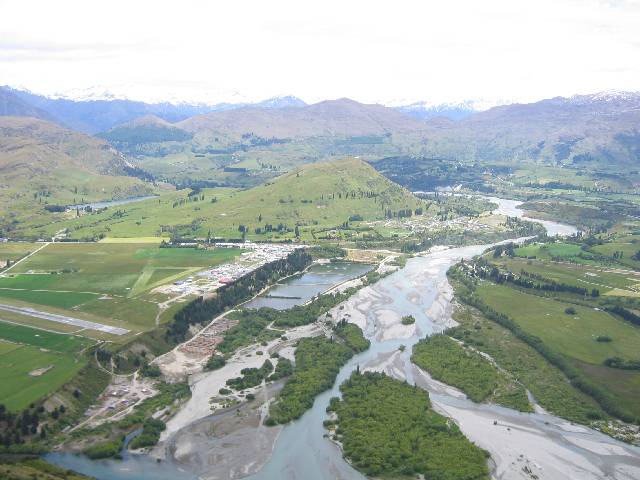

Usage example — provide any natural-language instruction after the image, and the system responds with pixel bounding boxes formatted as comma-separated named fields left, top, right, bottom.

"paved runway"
left=0, top=303, right=130, bottom=335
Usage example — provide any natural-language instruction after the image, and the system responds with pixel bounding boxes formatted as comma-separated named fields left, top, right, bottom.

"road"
left=2, top=242, right=50, bottom=274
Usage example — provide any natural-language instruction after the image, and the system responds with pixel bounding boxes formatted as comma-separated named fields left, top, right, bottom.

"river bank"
left=45, top=197, right=637, bottom=480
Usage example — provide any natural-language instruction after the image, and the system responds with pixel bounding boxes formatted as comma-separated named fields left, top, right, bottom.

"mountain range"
left=0, top=84, right=639, bottom=222
left=0, top=87, right=310, bottom=134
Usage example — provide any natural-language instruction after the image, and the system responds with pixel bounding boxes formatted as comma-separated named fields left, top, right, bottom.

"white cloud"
left=1, top=0, right=639, bottom=105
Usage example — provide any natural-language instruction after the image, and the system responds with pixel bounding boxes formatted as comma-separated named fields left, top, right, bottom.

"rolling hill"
left=98, top=115, right=193, bottom=149
left=0, top=116, right=157, bottom=237
left=15, top=157, right=426, bottom=241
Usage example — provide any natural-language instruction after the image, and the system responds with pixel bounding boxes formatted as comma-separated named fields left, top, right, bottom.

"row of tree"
left=166, top=249, right=312, bottom=343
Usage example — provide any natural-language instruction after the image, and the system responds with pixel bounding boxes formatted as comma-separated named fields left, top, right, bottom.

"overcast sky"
left=1, top=0, right=639, bottom=106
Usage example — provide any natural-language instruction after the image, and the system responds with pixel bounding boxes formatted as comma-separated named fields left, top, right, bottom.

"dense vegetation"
left=168, top=248, right=312, bottom=343
left=401, top=314, right=415, bottom=325
left=83, top=436, right=124, bottom=459
left=412, top=334, right=530, bottom=411
left=333, top=320, right=370, bottom=352
left=267, top=323, right=368, bottom=425
left=204, top=354, right=226, bottom=370
left=449, top=263, right=637, bottom=423
left=218, top=285, right=362, bottom=354
left=328, top=371, right=489, bottom=479
left=268, top=358, right=294, bottom=381
left=226, top=360, right=274, bottom=390
left=128, top=418, right=166, bottom=450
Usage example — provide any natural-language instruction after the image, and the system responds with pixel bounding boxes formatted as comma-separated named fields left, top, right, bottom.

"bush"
left=330, top=371, right=489, bottom=479
left=140, top=363, right=161, bottom=377
left=401, top=315, right=416, bottom=325
left=129, top=418, right=166, bottom=449
left=564, top=307, right=576, bottom=315
left=205, top=355, right=226, bottom=371
left=595, top=335, right=612, bottom=343
left=83, top=436, right=124, bottom=459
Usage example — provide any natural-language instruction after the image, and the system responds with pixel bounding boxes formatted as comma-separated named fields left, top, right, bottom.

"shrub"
left=205, top=355, right=226, bottom=371
left=595, top=335, right=612, bottom=343
left=401, top=315, right=416, bottom=325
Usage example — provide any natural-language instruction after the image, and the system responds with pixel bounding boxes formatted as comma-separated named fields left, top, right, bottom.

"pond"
left=69, top=195, right=159, bottom=210
left=242, top=261, right=374, bottom=310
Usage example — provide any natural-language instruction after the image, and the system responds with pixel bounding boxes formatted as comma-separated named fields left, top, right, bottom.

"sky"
left=1, top=0, right=639, bottom=107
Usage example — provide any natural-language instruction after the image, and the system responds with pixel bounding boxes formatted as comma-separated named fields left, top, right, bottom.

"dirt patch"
left=29, top=365, right=53, bottom=376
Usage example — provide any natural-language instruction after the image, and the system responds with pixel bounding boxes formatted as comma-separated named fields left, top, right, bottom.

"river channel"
left=47, top=198, right=640, bottom=480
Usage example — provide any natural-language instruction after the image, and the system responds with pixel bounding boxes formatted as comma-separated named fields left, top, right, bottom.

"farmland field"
left=0, top=242, right=40, bottom=262
left=591, top=238, right=640, bottom=270
left=0, top=340, right=85, bottom=411
left=0, top=318, right=94, bottom=411
left=476, top=281, right=640, bottom=418
left=0, top=243, right=243, bottom=339
left=493, top=256, right=640, bottom=296
left=0, top=320, right=93, bottom=352
left=476, top=283, right=640, bottom=364
left=8, top=243, right=243, bottom=295
left=515, top=242, right=583, bottom=260
left=0, top=288, right=98, bottom=309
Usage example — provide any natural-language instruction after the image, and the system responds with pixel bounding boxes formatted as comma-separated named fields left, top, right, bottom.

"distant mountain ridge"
left=177, top=98, right=427, bottom=138
left=0, top=86, right=308, bottom=134
left=3, top=84, right=640, bottom=169
left=416, top=90, right=640, bottom=167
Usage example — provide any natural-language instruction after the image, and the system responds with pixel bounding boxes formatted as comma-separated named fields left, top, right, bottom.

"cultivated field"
left=0, top=320, right=93, bottom=411
left=0, top=242, right=40, bottom=262
left=476, top=281, right=640, bottom=418
left=0, top=242, right=243, bottom=337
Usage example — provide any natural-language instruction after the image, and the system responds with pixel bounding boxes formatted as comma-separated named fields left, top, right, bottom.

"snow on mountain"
left=567, top=90, right=640, bottom=105
left=387, top=97, right=516, bottom=121
left=43, top=83, right=254, bottom=106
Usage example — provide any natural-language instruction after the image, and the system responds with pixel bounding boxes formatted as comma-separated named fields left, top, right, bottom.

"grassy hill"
left=0, top=116, right=157, bottom=237
left=13, top=157, right=426, bottom=241
left=98, top=115, right=193, bottom=153
left=91, top=99, right=424, bottom=188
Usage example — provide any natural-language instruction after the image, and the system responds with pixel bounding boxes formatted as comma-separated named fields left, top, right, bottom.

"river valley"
left=46, top=199, right=640, bottom=480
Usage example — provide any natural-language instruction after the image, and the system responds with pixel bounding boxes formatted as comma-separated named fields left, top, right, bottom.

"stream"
left=46, top=199, right=640, bottom=479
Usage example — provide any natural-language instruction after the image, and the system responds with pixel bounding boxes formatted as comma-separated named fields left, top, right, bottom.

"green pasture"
left=0, top=340, right=85, bottom=411
left=592, top=239, right=640, bottom=270
left=476, top=283, right=640, bottom=365
left=8, top=243, right=242, bottom=295
left=0, top=242, right=40, bottom=262
left=0, top=320, right=93, bottom=353
left=0, top=288, right=97, bottom=309
left=495, top=257, right=640, bottom=296
left=573, top=359, right=640, bottom=419
left=514, top=242, right=583, bottom=260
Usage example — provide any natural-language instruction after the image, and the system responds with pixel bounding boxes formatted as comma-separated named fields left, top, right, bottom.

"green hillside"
left=98, top=115, right=193, bottom=154
left=14, top=157, right=427, bottom=241
left=0, top=116, right=158, bottom=238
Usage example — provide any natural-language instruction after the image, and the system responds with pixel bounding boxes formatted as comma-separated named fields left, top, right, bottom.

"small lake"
left=69, top=195, right=158, bottom=210
left=242, top=261, right=374, bottom=310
